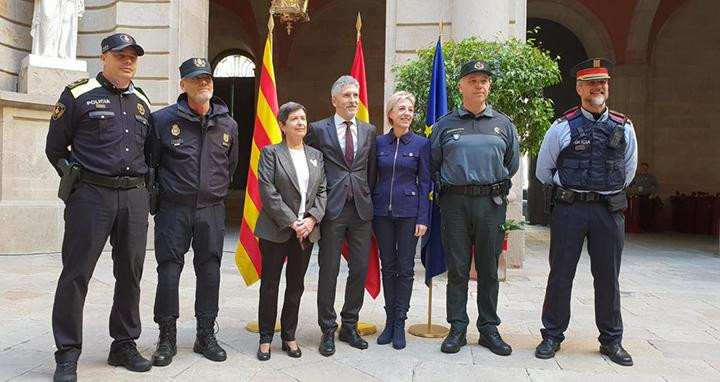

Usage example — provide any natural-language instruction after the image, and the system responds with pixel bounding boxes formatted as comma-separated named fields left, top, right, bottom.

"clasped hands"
left=291, top=217, right=316, bottom=240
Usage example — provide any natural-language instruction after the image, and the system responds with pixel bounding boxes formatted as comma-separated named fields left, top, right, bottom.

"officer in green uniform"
left=430, top=60, right=520, bottom=355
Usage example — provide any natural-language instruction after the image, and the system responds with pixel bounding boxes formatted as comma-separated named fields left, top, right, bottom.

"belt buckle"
left=118, top=176, right=130, bottom=188
left=491, top=183, right=501, bottom=195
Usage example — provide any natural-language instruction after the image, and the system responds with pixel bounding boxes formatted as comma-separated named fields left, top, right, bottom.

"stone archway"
left=527, top=0, right=615, bottom=60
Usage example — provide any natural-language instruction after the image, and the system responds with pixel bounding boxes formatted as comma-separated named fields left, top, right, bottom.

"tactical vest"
left=557, top=107, right=627, bottom=192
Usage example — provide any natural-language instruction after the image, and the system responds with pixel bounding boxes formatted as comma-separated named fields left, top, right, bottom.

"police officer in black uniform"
left=430, top=60, right=520, bottom=355
left=45, top=33, right=153, bottom=382
left=534, top=58, right=638, bottom=366
left=149, top=58, right=239, bottom=366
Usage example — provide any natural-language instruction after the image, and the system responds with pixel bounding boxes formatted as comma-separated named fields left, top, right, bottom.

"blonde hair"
left=386, top=91, right=416, bottom=126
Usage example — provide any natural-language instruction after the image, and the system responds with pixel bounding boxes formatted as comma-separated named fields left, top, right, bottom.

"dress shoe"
left=107, top=343, right=152, bottom=372
left=282, top=341, right=302, bottom=358
left=440, top=330, right=467, bottom=353
left=152, top=318, right=177, bottom=367
left=319, top=331, right=335, bottom=357
left=53, top=361, right=77, bottom=382
left=339, top=326, right=369, bottom=349
left=256, top=344, right=271, bottom=361
left=194, top=318, right=227, bottom=362
left=478, top=331, right=512, bottom=356
left=535, top=337, right=561, bottom=359
left=600, top=343, right=633, bottom=366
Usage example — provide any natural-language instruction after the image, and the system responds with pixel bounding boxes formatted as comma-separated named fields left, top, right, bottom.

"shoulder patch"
left=133, top=86, right=151, bottom=107
left=608, top=109, right=628, bottom=124
left=66, top=78, right=89, bottom=90
left=70, top=79, right=102, bottom=99
left=52, top=102, right=66, bottom=120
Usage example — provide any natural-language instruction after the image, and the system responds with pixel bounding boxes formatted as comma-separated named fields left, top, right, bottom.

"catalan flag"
left=235, top=28, right=282, bottom=286
left=420, top=37, right=448, bottom=286
left=343, top=13, right=380, bottom=299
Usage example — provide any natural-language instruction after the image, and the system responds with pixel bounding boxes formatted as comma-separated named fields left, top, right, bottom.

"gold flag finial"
left=356, top=12, right=362, bottom=41
left=439, top=18, right=444, bottom=42
left=267, top=14, right=274, bottom=44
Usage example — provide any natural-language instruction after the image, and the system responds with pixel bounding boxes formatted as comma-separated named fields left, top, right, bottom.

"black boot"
left=53, top=360, right=77, bottom=382
left=377, top=275, right=396, bottom=345
left=193, top=317, right=227, bottom=362
left=392, top=275, right=412, bottom=350
left=152, top=318, right=177, bottom=366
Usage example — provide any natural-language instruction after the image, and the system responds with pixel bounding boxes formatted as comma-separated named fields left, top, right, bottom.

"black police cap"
left=101, top=33, right=144, bottom=56
left=179, top=57, right=213, bottom=79
left=459, top=60, right=493, bottom=80
left=570, top=58, right=613, bottom=80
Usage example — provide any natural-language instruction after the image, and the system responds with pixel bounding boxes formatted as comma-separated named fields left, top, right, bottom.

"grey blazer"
left=305, top=117, right=377, bottom=221
left=254, top=141, right=327, bottom=243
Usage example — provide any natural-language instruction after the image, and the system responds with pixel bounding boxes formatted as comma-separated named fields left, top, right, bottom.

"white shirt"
left=334, top=114, right=358, bottom=157
left=289, top=147, right=310, bottom=219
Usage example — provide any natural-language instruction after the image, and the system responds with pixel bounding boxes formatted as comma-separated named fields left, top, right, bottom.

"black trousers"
left=317, top=202, right=373, bottom=332
left=52, top=184, right=149, bottom=362
left=153, top=200, right=225, bottom=321
left=541, top=201, right=625, bottom=346
left=439, top=194, right=506, bottom=334
left=258, top=237, right=312, bottom=343
left=373, top=216, right=417, bottom=319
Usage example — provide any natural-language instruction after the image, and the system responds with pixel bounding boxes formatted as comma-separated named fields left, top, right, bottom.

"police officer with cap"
left=534, top=58, right=638, bottom=366
left=46, top=32, right=153, bottom=382
left=149, top=57, right=238, bottom=366
left=430, top=60, right=519, bottom=355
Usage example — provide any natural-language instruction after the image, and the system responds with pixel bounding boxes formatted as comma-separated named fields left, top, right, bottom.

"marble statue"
left=31, top=0, right=85, bottom=59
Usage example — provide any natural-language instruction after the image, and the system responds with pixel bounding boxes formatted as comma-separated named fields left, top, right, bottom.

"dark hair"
left=277, top=101, right=307, bottom=125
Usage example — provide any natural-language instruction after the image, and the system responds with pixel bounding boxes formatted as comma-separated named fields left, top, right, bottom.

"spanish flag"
left=235, top=22, right=282, bottom=285
left=343, top=13, right=380, bottom=299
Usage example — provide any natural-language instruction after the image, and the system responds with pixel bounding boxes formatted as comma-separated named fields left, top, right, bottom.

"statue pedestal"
left=19, top=54, right=88, bottom=96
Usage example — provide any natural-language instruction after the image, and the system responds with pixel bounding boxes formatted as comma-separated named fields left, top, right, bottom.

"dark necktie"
left=343, top=121, right=354, bottom=165
left=343, top=121, right=354, bottom=199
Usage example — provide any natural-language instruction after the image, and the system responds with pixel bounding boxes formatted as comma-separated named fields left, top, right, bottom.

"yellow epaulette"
left=69, top=78, right=101, bottom=98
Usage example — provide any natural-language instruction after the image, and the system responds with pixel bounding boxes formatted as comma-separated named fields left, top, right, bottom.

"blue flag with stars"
left=420, top=37, right=448, bottom=286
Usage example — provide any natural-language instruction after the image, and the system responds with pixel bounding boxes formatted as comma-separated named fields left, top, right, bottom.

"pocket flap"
left=402, top=151, right=418, bottom=158
left=404, top=188, right=418, bottom=196
left=563, top=159, right=590, bottom=169
left=88, top=110, right=115, bottom=119
left=135, top=114, right=149, bottom=126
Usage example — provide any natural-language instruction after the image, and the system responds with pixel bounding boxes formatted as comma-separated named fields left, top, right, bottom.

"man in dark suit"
left=305, top=75, right=377, bottom=356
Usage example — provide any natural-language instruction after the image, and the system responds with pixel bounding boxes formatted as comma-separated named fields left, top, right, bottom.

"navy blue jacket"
left=46, top=73, right=152, bottom=177
left=373, top=130, right=431, bottom=226
left=150, top=94, right=239, bottom=208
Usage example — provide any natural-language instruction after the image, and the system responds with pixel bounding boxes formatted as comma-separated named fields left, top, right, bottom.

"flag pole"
left=245, top=13, right=280, bottom=334
left=409, top=19, right=449, bottom=339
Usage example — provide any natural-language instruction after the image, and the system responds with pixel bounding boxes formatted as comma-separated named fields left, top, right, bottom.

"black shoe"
left=53, top=361, right=77, bottom=382
left=282, top=341, right=302, bottom=358
left=478, top=331, right=512, bottom=356
left=339, top=326, right=369, bottom=350
left=107, top=343, right=152, bottom=372
left=152, top=318, right=177, bottom=367
left=535, top=337, right=561, bottom=359
left=440, top=330, right=467, bottom=353
left=194, top=318, right=227, bottom=362
left=600, top=343, right=634, bottom=366
left=319, top=331, right=335, bottom=357
left=256, top=344, right=271, bottom=361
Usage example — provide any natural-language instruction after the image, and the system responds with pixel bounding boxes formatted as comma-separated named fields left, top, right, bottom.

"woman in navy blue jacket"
left=373, top=91, right=431, bottom=349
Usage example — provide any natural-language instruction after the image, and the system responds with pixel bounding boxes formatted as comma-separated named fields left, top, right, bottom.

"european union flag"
left=420, top=37, right=448, bottom=286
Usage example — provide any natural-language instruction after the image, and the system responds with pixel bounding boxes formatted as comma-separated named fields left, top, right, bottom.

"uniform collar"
left=458, top=105, right=494, bottom=119
left=385, top=129, right=414, bottom=144
left=176, top=93, right=230, bottom=120
left=579, top=106, right=609, bottom=122
left=97, top=72, right=134, bottom=94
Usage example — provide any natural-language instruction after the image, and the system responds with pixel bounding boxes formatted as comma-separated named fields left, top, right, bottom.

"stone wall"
left=0, top=0, right=33, bottom=92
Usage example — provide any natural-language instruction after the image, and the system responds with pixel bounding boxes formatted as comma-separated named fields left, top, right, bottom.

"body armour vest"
left=557, top=107, right=627, bottom=192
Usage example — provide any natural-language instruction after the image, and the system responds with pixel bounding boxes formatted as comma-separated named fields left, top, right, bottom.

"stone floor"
left=1, top=226, right=719, bottom=381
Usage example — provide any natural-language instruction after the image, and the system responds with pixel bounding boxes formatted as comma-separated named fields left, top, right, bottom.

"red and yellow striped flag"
left=344, top=13, right=380, bottom=299
left=235, top=28, right=282, bottom=286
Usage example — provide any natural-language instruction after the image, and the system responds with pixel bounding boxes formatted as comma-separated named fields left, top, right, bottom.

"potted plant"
left=498, top=219, right=527, bottom=281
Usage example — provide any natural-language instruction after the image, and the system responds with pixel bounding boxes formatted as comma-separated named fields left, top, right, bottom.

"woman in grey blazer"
left=254, top=102, right=326, bottom=360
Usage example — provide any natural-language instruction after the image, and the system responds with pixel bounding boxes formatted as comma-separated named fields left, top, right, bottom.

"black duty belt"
left=81, top=172, right=145, bottom=189
left=553, top=187, right=613, bottom=203
left=442, top=180, right=509, bottom=197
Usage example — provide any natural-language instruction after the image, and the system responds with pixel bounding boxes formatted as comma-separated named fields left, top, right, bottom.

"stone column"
left=452, top=0, right=527, bottom=268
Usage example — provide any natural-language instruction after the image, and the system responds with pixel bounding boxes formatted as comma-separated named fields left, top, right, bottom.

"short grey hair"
left=386, top=91, right=416, bottom=126
left=277, top=101, right=307, bottom=125
left=331, top=75, right=360, bottom=97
